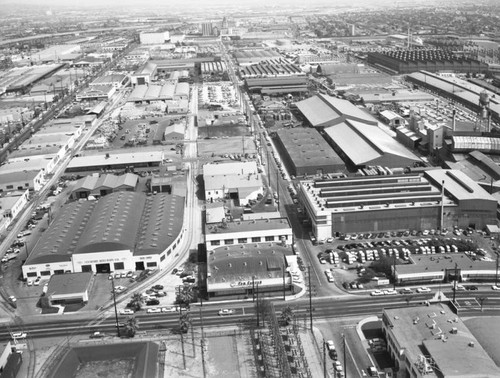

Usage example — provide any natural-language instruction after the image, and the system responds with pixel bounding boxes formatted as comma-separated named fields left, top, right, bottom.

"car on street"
left=90, top=332, right=105, bottom=339
left=326, top=340, right=335, bottom=351
left=416, top=286, right=431, bottom=293
left=370, top=290, right=384, bottom=296
left=465, top=285, right=478, bottom=291
left=400, top=288, right=413, bottom=294
left=152, top=285, right=164, bottom=290
left=218, top=308, right=234, bottom=316
left=334, top=361, right=343, bottom=372
left=11, top=332, right=27, bottom=339
left=119, top=309, right=134, bottom=315
left=383, top=289, right=397, bottom=296
left=147, top=308, right=161, bottom=314
left=492, top=285, right=500, bottom=290
left=161, top=306, right=178, bottom=313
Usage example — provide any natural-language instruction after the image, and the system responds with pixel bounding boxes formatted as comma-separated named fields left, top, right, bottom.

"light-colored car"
left=161, top=306, right=178, bottom=313
left=334, top=361, right=343, bottom=372
left=492, top=285, right=500, bottom=290
left=383, top=289, right=397, bottom=296
left=370, top=290, right=384, bottom=296
left=218, top=308, right=234, bottom=316
left=11, top=332, right=27, bottom=339
left=400, top=288, right=413, bottom=294
left=119, top=309, right=134, bottom=315
left=417, top=286, right=431, bottom=293
left=146, top=308, right=162, bottom=314
left=326, top=340, right=335, bottom=351
left=8, top=296, right=16, bottom=303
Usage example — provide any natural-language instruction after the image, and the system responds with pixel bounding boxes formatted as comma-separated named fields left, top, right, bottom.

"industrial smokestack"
left=452, top=109, right=456, bottom=132
left=488, top=113, right=492, bottom=133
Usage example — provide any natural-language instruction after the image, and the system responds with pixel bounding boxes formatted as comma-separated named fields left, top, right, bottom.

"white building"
left=205, top=216, right=293, bottom=251
left=203, top=161, right=263, bottom=205
left=0, top=190, right=30, bottom=233
left=140, top=32, right=170, bottom=45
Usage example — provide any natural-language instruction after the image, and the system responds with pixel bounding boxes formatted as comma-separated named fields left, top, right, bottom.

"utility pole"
left=452, top=263, right=458, bottom=303
left=199, top=307, right=207, bottom=378
left=343, top=334, right=347, bottom=378
left=276, top=168, right=280, bottom=212
left=111, top=277, right=120, bottom=337
left=323, top=340, right=327, bottom=378
left=496, top=252, right=499, bottom=286
left=282, top=265, right=286, bottom=300
left=256, top=283, right=260, bottom=327
left=308, top=266, right=313, bottom=331
left=393, top=255, right=397, bottom=290
left=180, top=309, right=186, bottom=370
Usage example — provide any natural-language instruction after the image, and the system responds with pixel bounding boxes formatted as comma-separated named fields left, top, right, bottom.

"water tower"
left=477, top=90, right=491, bottom=132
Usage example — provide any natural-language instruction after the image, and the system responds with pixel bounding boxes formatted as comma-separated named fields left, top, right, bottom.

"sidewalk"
left=300, top=326, right=332, bottom=378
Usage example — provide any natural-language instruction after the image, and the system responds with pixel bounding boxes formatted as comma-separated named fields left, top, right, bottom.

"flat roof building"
left=382, top=304, right=500, bottom=377
left=46, top=272, right=93, bottom=305
left=65, top=150, right=164, bottom=173
left=298, top=169, right=497, bottom=239
left=203, top=161, right=263, bottom=206
left=275, top=128, right=344, bottom=177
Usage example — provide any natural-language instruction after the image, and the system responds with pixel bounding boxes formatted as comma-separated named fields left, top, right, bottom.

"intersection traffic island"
left=48, top=341, right=158, bottom=378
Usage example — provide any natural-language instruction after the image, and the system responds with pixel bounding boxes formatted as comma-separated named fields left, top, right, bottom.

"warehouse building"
left=275, top=128, right=344, bottom=176
left=70, top=173, right=138, bottom=200
left=245, top=76, right=308, bottom=95
left=295, top=93, right=378, bottom=128
left=65, top=151, right=164, bottom=173
left=382, top=305, right=500, bottom=378
left=22, top=191, right=185, bottom=279
left=322, top=119, right=421, bottom=169
left=367, top=49, right=488, bottom=75
left=233, top=50, right=282, bottom=66
left=298, top=169, right=497, bottom=239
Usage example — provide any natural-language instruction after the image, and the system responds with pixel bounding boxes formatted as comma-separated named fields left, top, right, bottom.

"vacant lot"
left=198, top=137, right=257, bottom=157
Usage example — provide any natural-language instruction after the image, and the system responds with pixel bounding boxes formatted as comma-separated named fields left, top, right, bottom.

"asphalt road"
left=4, top=290, right=500, bottom=341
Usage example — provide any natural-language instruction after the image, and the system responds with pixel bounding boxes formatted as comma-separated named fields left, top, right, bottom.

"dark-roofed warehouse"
left=275, top=128, right=345, bottom=176
left=22, top=191, right=186, bottom=278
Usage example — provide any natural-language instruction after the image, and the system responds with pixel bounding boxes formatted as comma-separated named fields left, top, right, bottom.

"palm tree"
left=179, top=312, right=189, bottom=334
left=128, top=293, right=143, bottom=312
left=176, top=285, right=195, bottom=308
left=124, top=316, right=139, bottom=338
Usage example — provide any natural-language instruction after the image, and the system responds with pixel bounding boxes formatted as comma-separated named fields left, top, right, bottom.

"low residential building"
left=203, top=161, right=263, bottom=205
left=382, top=304, right=500, bottom=377
left=0, top=190, right=30, bottom=234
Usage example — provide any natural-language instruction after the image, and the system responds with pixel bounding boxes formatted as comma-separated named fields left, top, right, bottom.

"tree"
left=280, top=306, right=294, bottom=326
left=176, top=285, right=195, bottom=308
left=128, top=293, right=143, bottom=311
left=255, top=298, right=273, bottom=324
left=124, top=316, right=139, bottom=337
left=370, top=256, right=395, bottom=278
left=179, top=312, right=189, bottom=334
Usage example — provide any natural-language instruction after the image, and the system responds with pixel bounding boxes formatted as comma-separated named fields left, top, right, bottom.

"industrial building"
left=203, top=161, right=263, bottom=205
left=395, top=253, right=497, bottom=285
left=298, top=169, right=497, bottom=239
left=233, top=50, right=282, bottom=66
left=131, top=60, right=196, bottom=86
left=205, top=217, right=293, bottom=251
left=367, top=49, right=488, bottom=75
left=382, top=305, right=500, bottom=378
left=0, top=64, right=65, bottom=94
left=139, top=31, right=170, bottom=45
left=65, top=151, right=164, bottom=173
left=245, top=76, right=308, bottom=95
left=322, top=118, right=421, bottom=169
left=206, top=243, right=293, bottom=298
left=70, top=173, right=138, bottom=200
left=274, top=128, right=344, bottom=176
left=22, top=191, right=185, bottom=279
left=295, top=93, right=378, bottom=128
left=127, top=81, right=189, bottom=103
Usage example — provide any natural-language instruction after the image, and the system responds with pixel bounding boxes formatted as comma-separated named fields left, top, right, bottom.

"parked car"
left=147, top=308, right=161, bottom=314
left=416, top=286, right=431, bottom=293
left=218, top=308, right=234, bottom=316
left=119, top=309, right=134, bottom=315
left=152, top=285, right=164, bottom=290
left=146, top=299, right=160, bottom=306
left=11, top=332, right=27, bottom=339
left=90, top=332, right=105, bottom=339
left=370, top=290, right=384, bottom=296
